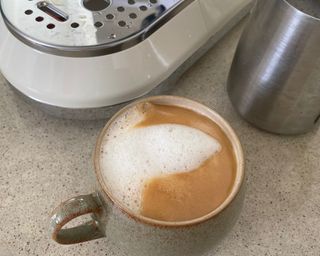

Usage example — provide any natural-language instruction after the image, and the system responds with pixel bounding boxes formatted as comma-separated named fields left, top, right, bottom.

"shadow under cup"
left=50, top=96, right=245, bottom=256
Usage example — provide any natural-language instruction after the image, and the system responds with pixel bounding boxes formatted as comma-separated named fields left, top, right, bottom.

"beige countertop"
left=1, top=21, right=320, bottom=256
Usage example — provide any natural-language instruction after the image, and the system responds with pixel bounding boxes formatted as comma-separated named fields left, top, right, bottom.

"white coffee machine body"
left=0, top=0, right=252, bottom=118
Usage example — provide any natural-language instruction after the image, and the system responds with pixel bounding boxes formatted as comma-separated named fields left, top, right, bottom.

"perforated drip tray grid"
left=0, top=0, right=190, bottom=56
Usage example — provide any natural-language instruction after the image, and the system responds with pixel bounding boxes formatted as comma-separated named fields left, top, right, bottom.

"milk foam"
left=100, top=107, right=221, bottom=214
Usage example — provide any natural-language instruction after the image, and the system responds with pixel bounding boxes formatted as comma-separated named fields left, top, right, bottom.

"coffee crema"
left=100, top=102, right=236, bottom=222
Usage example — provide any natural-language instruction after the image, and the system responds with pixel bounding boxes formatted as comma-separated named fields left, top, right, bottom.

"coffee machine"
left=0, top=0, right=252, bottom=119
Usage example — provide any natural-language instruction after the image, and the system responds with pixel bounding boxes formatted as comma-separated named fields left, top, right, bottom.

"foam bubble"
left=100, top=108, right=221, bottom=214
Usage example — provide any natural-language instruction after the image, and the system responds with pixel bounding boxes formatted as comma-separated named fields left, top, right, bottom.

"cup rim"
left=93, top=95, right=245, bottom=227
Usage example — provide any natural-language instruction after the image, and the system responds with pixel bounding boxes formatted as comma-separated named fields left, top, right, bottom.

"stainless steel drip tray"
left=0, top=0, right=192, bottom=57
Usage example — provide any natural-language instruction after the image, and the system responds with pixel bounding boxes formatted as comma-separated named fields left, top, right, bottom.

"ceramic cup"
left=49, top=96, right=245, bottom=256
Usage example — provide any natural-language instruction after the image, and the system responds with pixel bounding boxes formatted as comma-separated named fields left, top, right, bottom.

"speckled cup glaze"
left=50, top=96, right=245, bottom=256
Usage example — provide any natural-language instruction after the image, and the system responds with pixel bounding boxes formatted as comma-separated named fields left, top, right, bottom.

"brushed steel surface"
left=227, top=0, right=320, bottom=135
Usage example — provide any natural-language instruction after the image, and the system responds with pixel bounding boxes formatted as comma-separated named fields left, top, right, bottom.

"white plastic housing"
left=0, top=0, right=251, bottom=108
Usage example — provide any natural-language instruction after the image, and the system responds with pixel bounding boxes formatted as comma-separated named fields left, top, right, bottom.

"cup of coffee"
left=50, top=96, right=244, bottom=256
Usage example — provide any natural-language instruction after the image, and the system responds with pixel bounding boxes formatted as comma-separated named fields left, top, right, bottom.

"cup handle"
left=50, top=192, right=106, bottom=244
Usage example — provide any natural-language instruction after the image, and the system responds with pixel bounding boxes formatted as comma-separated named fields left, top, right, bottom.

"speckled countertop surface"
left=1, top=21, right=320, bottom=256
